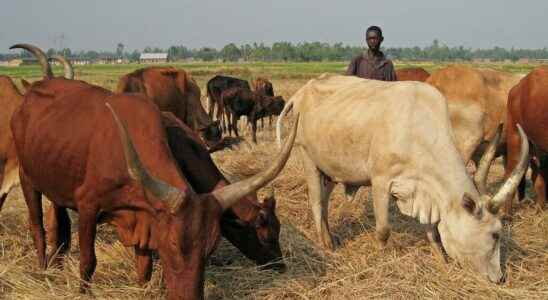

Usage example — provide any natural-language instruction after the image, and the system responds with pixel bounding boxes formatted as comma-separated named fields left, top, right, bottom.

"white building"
left=139, top=53, right=168, bottom=64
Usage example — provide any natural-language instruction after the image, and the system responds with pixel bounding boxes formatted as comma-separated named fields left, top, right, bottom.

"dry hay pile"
left=0, top=81, right=547, bottom=300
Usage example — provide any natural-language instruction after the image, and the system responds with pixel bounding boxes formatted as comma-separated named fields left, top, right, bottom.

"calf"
left=11, top=44, right=297, bottom=299
left=221, top=87, right=285, bottom=143
left=252, top=77, right=278, bottom=128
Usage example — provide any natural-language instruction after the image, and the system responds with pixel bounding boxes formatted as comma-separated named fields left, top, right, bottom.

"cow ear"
left=462, top=193, right=477, bottom=215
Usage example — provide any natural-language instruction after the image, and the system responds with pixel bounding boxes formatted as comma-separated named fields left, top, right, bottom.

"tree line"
left=2, top=40, right=548, bottom=62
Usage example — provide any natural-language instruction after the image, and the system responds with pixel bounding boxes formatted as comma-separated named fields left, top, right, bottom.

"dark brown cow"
left=0, top=76, right=23, bottom=210
left=221, top=87, right=285, bottom=143
left=252, top=77, right=274, bottom=96
left=206, top=75, right=251, bottom=132
left=252, top=77, right=278, bottom=128
left=11, top=44, right=297, bottom=300
left=505, top=66, right=548, bottom=215
left=117, top=67, right=222, bottom=149
left=161, top=112, right=285, bottom=270
left=396, top=67, right=430, bottom=82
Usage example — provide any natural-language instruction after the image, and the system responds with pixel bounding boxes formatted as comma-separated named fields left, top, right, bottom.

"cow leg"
left=0, top=193, right=6, bottom=212
left=46, top=203, right=71, bottom=267
left=135, top=247, right=153, bottom=285
left=261, top=117, right=264, bottom=130
left=372, top=180, right=391, bottom=247
left=269, top=116, right=273, bottom=129
left=207, top=97, right=215, bottom=119
left=20, top=169, right=47, bottom=269
left=300, top=147, right=335, bottom=250
left=76, top=200, right=99, bottom=294
left=251, top=118, right=258, bottom=144
left=533, top=155, right=548, bottom=210
left=232, top=115, right=240, bottom=138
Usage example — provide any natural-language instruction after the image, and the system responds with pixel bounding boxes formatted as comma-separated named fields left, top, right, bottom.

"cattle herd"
left=0, top=44, right=546, bottom=299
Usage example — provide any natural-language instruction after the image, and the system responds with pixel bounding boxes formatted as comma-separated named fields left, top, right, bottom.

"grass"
left=0, top=61, right=546, bottom=299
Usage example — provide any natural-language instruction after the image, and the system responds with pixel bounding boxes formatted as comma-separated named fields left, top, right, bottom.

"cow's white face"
left=437, top=194, right=503, bottom=283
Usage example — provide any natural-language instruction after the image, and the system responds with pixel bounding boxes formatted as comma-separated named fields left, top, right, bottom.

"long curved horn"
left=489, top=124, right=529, bottom=212
left=49, top=55, right=74, bottom=79
left=213, top=114, right=299, bottom=210
left=106, top=103, right=185, bottom=214
left=473, top=124, right=503, bottom=194
left=10, top=44, right=53, bottom=79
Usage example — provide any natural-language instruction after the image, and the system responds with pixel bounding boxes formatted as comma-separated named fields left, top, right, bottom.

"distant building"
left=140, top=53, right=168, bottom=64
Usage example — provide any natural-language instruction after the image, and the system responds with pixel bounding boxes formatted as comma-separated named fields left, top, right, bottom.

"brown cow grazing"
left=117, top=67, right=222, bottom=150
left=0, top=76, right=23, bottom=210
left=426, top=65, right=521, bottom=175
left=221, top=87, right=285, bottom=143
left=396, top=67, right=430, bottom=82
left=505, top=66, right=548, bottom=215
left=11, top=44, right=297, bottom=299
left=161, top=112, right=285, bottom=270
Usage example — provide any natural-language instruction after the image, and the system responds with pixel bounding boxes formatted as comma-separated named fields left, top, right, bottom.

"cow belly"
left=299, top=122, right=374, bottom=184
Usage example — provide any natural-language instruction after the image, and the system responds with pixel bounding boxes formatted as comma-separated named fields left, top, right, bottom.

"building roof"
left=140, top=53, right=168, bottom=60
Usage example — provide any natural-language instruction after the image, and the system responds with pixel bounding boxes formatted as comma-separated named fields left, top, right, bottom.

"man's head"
left=366, top=26, right=384, bottom=52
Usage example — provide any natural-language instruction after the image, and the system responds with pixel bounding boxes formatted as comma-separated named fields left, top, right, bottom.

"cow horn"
left=106, top=103, right=185, bottom=214
left=49, top=55, right=74, bottom=79
left=488, top=124, right=529, bottom=213
left=473, top=124, right=503, bottom=194
left=212, top=115, right=299, bottom=210
left=10, top=44, right=53, bottom=79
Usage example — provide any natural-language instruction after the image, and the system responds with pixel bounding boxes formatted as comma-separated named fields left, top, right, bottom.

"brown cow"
left=221, top=87, right=285, bottom=143
left=426, top=65, right=521, bottom=180
left=506, top=66, right=548, bottom=215
left=161, top=112, right=285, bottom=270
left=1, top=48, right=75, bottom=209
left=117, top=67, right=222, bottom=150
left=0, top=76, right=23, bottom=210
left=396, top=67, right=430, bottom=82
left=11, top=44, right=297, bottom=300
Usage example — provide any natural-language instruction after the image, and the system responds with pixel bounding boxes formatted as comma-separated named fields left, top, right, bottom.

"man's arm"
left=385, top=61, right=398, bottom=81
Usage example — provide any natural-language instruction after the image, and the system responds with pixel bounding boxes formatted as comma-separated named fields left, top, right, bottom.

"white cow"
left=276, top=74, right=528, bottom=283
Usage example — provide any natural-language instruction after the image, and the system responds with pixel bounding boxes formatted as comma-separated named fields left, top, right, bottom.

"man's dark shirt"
left=346, top=51, right=397, bottom=81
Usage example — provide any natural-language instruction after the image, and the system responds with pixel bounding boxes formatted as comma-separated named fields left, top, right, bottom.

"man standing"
left=346, top=26, right=397, bottom=81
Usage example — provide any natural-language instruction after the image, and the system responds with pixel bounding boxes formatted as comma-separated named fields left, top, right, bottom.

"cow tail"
left=276, top=98, right=295, bottom=148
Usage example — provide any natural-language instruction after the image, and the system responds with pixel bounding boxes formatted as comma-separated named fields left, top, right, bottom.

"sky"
left=0, top=0, right=546, bottom=52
